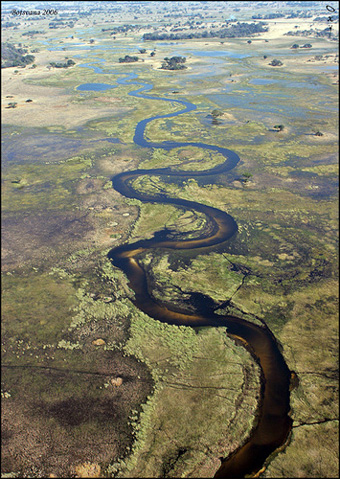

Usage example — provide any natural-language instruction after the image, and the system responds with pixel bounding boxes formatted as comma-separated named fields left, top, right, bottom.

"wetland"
left=1, top=1, right=339, bottom=478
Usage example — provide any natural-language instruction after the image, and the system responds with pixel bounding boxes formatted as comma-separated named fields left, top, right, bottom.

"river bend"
left=80, top=64, right=294, bottom=478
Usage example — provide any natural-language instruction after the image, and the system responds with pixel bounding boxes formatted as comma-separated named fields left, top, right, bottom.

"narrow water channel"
left=79, top=62, right=293, bottom=478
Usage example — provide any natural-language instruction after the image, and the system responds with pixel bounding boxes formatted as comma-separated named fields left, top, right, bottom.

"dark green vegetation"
left=49, top=59, right=76, bottom=68
left=1, top=42, right=35, bottom=68
left=285, top=28, right=335, bottom=39
left=1, top=1, right=339, bottom=478
left=22, top=30, right=45, bottom=37
left=119, top=55, right=139, bottom=63
left=161, top=56, right=187, bottom=70
left=48, top=20, right=75, bottom=29
left=269, top=59, right=283, bottom=66
left=143, top=22, right=269, bottom=40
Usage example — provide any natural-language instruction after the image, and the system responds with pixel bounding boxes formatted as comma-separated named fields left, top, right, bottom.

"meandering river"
left=79, top=62, right=293, bottom=478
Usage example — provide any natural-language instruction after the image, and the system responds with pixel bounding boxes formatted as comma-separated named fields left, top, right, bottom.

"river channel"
left=78, top=61, right=293, bottom=478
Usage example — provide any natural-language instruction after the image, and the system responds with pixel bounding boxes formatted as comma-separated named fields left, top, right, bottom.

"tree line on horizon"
left=143, top=22, right=268, bottom=41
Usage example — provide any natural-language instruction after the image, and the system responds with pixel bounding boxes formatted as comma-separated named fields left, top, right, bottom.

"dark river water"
left=78, top=62, right=293, bottom=478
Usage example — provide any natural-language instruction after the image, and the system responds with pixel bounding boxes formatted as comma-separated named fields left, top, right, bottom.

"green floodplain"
left=1, top=2, right=339, bottom=478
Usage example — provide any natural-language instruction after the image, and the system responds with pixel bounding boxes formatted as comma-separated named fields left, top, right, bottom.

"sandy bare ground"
left=1, top=49, right=130, bottom=129
left=2, top=18, right=337, bottom=128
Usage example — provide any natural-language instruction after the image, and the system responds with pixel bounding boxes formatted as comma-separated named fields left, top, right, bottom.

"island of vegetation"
left=49, top=59, right=76, bottom=68
left=119, top=54, right=139, bottom=63
left=161, top=56, right=187, bottom=70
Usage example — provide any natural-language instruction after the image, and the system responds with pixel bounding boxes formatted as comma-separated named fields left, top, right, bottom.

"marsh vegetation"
left=1, top=1, right=338, bottom=478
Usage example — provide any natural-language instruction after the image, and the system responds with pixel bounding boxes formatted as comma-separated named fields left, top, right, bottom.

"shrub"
left=269, top=59, right=283, bottom=66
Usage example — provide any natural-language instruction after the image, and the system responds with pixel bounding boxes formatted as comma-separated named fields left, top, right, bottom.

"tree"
left=269, top=59, right=283, bottom=66
left=241, top=172, right=253, bottom=183
left=161, top=56, right=187, bottom=70
left=314, top=131, right=323, bottom=136
left=119, top=55, right=139, bottom=63
left=291, top=43, right=299, bottom=48
left=274, top=124, right=284, bottom=131
left=139, top=48, right=146, bottom=54
left=49, top=59, right=76, bottom=68
left=211, top=109, right=223, bottom=119
left=210, top=109, right=224, bottom=125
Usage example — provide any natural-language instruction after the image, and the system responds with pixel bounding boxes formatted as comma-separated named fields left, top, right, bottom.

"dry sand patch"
left=1, top=49, right=129, bottom=128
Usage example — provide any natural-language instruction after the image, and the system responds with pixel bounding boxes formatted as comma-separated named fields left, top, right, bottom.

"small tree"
left=314, top=131, right=323, bottom=136
left=274, top=124, right=284, bottom=131
left=241, top=172, right=253, bottom=183
left=291, top=44, right=299, bottom=49
left=269, top=59, right=283, bottom=66
left=211, top=109, right=223, bottom=118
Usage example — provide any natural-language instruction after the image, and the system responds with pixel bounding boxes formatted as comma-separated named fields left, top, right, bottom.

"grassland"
left=1, top=5, right=338, bottom=479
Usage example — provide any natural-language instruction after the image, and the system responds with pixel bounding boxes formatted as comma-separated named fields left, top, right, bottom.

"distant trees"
left=49, top=59, right=76, bottom=68
left=210, top=109, right=224, bottom=125
left=212, top=109, right=223, bottom=118
left=119, top=55, right=139, bottom=63
left=49, top=20, right=74, bottom=29
left=252, top=13, right=284, bottom=19
left=161, top=56, right=186, bottom=70
left=241, top=172, right=253, bottom=183
left=269, top=59, right=283, bottom=66
left=22, top=30, right=45, bottom=37
left=1, top=42, right=35, bottom=68
left=143, top=22, right=268, bottom=41
left=285, top=28, right=330, bottom=38
left=2, top=22, right=20, bottom=28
